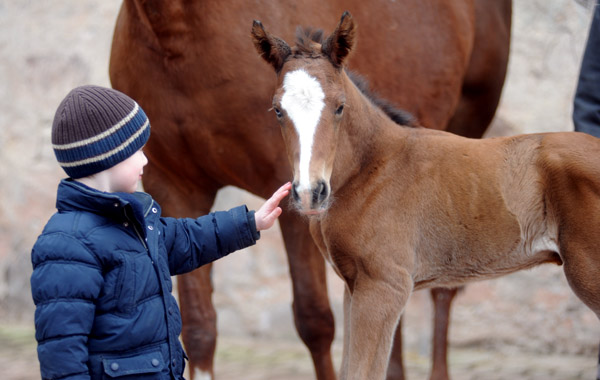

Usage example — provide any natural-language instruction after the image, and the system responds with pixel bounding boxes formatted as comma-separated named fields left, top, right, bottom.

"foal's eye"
left=335, top=104, right=344, bottom=116
left=273, top=106, right=283, bottom=118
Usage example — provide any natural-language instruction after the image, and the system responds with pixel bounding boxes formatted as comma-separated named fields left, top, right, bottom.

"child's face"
left=105, top=149, right=148, bottom=193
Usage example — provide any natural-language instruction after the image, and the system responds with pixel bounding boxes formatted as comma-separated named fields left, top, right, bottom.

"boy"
left=30, top=85, right=291, bottom=380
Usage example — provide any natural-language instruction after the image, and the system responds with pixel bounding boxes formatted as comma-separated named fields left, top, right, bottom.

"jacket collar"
left=56, top=179, right=155, bottom=234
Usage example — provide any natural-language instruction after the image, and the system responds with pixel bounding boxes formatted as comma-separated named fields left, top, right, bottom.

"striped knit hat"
left=52, top=85, right=150, bottom=179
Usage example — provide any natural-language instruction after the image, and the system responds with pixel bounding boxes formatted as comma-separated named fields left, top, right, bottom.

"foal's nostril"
left=292, top=183, right=300, bottom=203
left=312, top=180, right=329, bottom=205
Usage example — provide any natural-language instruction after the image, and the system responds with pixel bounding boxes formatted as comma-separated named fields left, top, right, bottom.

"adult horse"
left=251, top=12, right=600, bottom=380
left=109, top=1, right=511, bottom=379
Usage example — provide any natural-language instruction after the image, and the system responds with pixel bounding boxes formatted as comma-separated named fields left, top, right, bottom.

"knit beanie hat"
left=52, top=85, right=150, bottom=179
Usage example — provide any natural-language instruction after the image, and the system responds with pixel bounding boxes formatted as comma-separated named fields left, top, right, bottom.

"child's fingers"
left=273, top=183, right=291, bottom=199
left=267, top=207, right=282, bottom=222
left=272, top=207, right=283, bottom=219
left=257, top=183, right=291, bottom=229
left=256, top=207, right=282, bottom=231
left=267, top=183, right=291, bottom=206
left=277, top=182, right=292, bottom=194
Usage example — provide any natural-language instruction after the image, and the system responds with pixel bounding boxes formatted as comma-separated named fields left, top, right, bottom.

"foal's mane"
left=294, top=27, right=419, bottom=128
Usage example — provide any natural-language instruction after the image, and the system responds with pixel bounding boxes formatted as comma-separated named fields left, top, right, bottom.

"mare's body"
left=109, top=1, right=511, bottom=379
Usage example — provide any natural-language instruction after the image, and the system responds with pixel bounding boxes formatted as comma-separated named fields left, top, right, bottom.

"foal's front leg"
left=340, top=287, right=352, bottom=380
left=344, top=269, right=414, bottom=380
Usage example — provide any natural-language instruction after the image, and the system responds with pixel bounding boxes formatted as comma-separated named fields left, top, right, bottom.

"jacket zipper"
left=123, top=209, right=148, bottom=250
left=133, top=225, right=148, bottom=251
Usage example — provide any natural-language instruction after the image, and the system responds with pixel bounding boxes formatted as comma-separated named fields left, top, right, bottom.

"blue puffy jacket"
left=31, top=179, right=259, bottom=380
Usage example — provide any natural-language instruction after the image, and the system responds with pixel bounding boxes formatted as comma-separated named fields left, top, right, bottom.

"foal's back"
left=350, top=128, right=600, bottom=289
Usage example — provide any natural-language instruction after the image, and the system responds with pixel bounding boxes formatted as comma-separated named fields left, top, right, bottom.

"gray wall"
left=0, top=0, right=596, bottom=358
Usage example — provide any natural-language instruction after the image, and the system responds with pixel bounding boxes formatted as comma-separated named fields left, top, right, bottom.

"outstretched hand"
left=255, top=182, right=292, bottom=231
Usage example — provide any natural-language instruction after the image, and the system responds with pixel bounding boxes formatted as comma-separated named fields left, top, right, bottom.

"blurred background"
left=1, top=1, right=599, bottom=379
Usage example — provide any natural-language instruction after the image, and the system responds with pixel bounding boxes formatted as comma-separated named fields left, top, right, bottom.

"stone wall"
left=0, top=0, right=597, bottom=358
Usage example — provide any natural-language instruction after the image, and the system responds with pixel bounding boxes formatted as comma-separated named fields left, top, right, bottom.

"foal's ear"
left=322, top=11, right=357, bottom=68
left=251, top=20, right=291, bottom=73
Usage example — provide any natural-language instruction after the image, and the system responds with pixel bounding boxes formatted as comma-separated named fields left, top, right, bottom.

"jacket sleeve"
left=160, top=205, right=260, bottom=275
left=31, top=232, right=103, bottom=380
left=573, top=5, right=600, bottom=137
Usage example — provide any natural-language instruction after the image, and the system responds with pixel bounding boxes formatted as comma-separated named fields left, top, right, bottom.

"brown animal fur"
left=110, top=1, right=511, bottom=379
left=252, top=12, right=599, bottom=380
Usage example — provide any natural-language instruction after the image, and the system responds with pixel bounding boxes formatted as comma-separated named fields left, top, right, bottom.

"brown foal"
left=252, top=12, right=600, bottom=380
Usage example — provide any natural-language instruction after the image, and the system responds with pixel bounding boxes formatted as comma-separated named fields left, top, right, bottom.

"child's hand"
left=255, top=182, right=292, bottom=231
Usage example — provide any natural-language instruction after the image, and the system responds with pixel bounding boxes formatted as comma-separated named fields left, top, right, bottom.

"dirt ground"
left=3, top=323, right=596, bottom=380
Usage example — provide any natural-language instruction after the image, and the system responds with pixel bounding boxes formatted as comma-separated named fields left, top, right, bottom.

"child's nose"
left=141, top=152, right=148, bottom=166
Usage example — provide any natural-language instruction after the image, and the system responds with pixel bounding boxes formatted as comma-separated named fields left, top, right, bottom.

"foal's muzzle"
left=292, top=180, right=330, bottom=214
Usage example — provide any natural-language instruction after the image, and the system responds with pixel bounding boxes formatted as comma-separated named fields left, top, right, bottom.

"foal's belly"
left=412, top=230, right=562, bottom=290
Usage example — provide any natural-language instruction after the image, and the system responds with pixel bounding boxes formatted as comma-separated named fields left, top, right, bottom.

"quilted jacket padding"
left=31, top=179, right=259, bottom=379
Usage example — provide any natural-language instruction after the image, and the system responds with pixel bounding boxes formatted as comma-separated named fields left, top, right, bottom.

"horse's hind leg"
left=279, top=210, right=337, bottom=380
left=559, top=205, right=600, bottom=379
left=429, top=287, right=459, bottom=380
left=562, top=250, right=600, bottom=380
left=561, top=242, right=600, bottom=368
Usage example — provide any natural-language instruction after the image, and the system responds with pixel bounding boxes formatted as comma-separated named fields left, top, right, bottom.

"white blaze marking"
left=281, top=69, right=325, bottom=192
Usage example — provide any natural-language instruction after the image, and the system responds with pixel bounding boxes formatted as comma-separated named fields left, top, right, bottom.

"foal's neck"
left=332, top=73, right=408, bottom=186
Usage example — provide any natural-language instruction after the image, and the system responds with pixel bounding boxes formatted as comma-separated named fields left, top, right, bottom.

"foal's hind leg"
left=562, top=249, right=600, bottom=380
left=429, top=287, right=459, bottom=380
left=558, top=190, right=600, bottom=315
left=559, top=213, right=600, bottom=379
left=562, top=240, right=600, bottom=367
left=550, top=166, right=600, bottom=380
left=563, top=254, right=600, bottom=318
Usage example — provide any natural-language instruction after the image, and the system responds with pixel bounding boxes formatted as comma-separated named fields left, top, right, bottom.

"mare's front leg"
left=278, top=210, right=337, bottom=380
left=142, top=165, right=220, bottom=380
left=344, top=267, right=414, bottom=380
left=178, top=267, right=217, bottom=379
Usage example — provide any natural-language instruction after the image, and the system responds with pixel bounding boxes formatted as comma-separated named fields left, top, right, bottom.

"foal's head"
left=252, top=12, right=356, bottom=215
